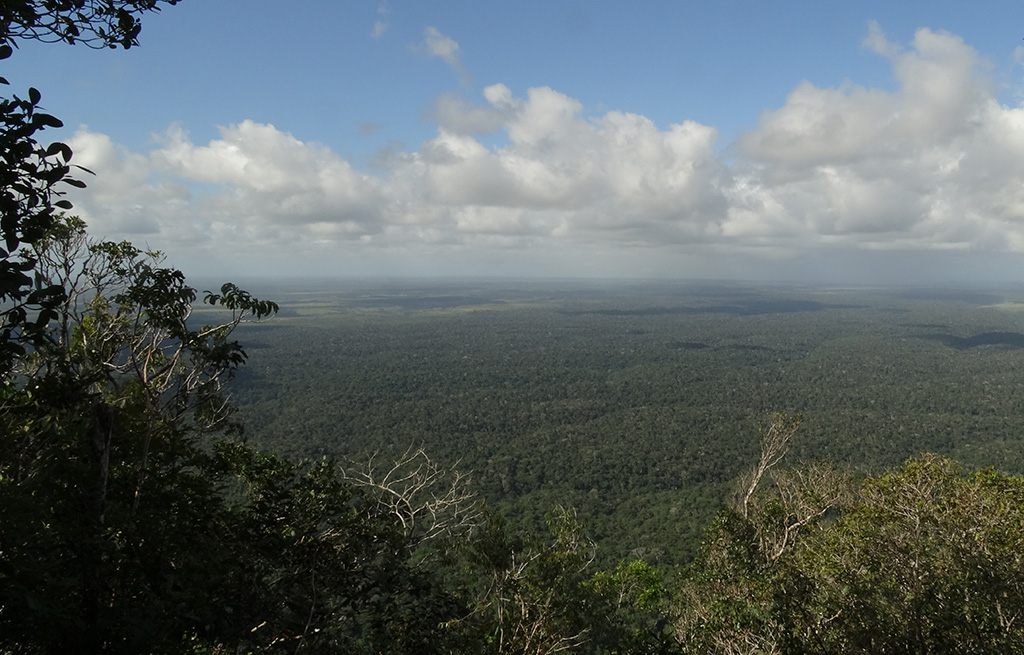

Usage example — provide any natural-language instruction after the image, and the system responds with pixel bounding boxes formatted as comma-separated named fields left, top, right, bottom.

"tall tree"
left=0, top=218, right=279, bottom=653
left=0, top=0, right=179, bottom=370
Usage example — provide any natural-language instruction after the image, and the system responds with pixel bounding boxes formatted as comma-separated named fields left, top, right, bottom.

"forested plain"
left=230, top=279, right=1024, bottom=565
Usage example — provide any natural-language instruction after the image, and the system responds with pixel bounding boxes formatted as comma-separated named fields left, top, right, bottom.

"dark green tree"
left=0, top=0, right=180, bottom=371
left=211, top=443, right=467, bottom=654
left=0, top=6, right=486, bottom=652
left=457, top=505, right=678, bottom=655
left=0, top=219, right=477, bottom=654
left=0, top=218, right=279, bottom=653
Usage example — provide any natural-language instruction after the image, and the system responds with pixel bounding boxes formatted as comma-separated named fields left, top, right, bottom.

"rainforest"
left=231, top=279, right=1024, bottom=566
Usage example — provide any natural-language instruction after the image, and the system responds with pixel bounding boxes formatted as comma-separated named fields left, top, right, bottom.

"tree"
left=341, top=445, right=482, bottom=554
left=0, top=217, right=279, bottom=653
left=0, top=4, right=491, bottom=653
left=674, top=447, right=1024, bottom=654
left=673, top=413, right=852, bottom=654
left=468, top=506, right=599, bottom=655
left=457, top=505, right=678, bottom=655
left=792, top=454, right=1024, bottom=654
left=0, top=7, right=483, bottom=652
left=0, top=49, right=80, bottom=368
left=0, top=0, right=179, bottom=371
left=211, top=443, right=466, bottom=655
left=725, top=412, right=851, bottom=565
left=734, top=412, right=801, bottom=522
left=0, top=219, right=480, bottom=654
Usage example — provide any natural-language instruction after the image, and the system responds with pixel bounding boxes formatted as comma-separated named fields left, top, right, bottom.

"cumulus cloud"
left=60, top=25, right=1024, bottom=281
left=734, top=23, right=1016, bottom=255
left=67, top=121, right=388, bottom=264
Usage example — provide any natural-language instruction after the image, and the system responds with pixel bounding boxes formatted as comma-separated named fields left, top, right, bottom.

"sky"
left=9, top=0, right=1024, bottom=285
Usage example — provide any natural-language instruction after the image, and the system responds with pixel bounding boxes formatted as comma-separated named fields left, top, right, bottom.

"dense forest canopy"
left=232, top=279, right=1024, bottom=564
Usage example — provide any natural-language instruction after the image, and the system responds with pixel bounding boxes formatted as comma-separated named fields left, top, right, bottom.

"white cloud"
left=733, top=25, right=1020, bottom=257
left=67, top=121, right=387, bottom=264
left=59, top=25, right=1024, bottom=281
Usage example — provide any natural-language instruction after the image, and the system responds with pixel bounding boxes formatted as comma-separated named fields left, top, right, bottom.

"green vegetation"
left=677, top=433, right=1024, bottom=654
left=231, top=279, right=1024, bottom=564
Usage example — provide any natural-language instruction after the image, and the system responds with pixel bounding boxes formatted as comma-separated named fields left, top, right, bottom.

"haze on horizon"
left=11, top=2, right=1024, bottom=287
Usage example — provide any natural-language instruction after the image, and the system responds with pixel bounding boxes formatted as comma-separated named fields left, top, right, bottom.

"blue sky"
left=10, top=1, right=1024, bottom=284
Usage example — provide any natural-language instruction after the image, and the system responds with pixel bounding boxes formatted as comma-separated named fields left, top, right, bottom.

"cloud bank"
left=62, top=26, right=1024, bottom=282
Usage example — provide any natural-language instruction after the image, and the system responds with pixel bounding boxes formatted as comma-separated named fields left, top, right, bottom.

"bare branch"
left=731, top=412, right=802, bottom=519
left=762, top=461, right=853, bottom=561
left=341, top=446, right=481, bottom=550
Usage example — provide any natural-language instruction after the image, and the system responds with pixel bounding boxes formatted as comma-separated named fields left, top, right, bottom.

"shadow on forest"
left=886, top=289, right=1004, bottom=304
left=668, top=341, right=708, bottom=350
left=918, top=331, right=1024, bottom=350
left=565, top=299, right=855, bottom=317
left=358, top=296, right=504, bottom=310
left=668, top=342, right=775, bottom=352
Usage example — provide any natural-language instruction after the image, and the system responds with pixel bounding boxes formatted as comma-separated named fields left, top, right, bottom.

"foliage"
left=0, top=219, right=481, bottom=654
left=0, top=46, right=81, bottom=369
left=341, top=445, right=482, bottom=555
left=675, top=452, right=1024, bottom=654
left=457, top=506, right=679, bottom=655
left=7, top=223, right=1024, bottom=654
left=210, top=443, right=464, bottom=655
left=231, top=283, right=1024, bottom=563
left=585, top=559, right=679, bottom=654
left=22, top=217, right=277, bottom=430
left=6, top=1, right=1024, bottom=647
left=791, top=454, right=1024, bottom=654
left=0, top=0, right=180, bottom=50
left=730, top=412, right=853, bottom=563
left=0, top=0, right=179, bottom=371
left=0, top=219, right=281, bottom=653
